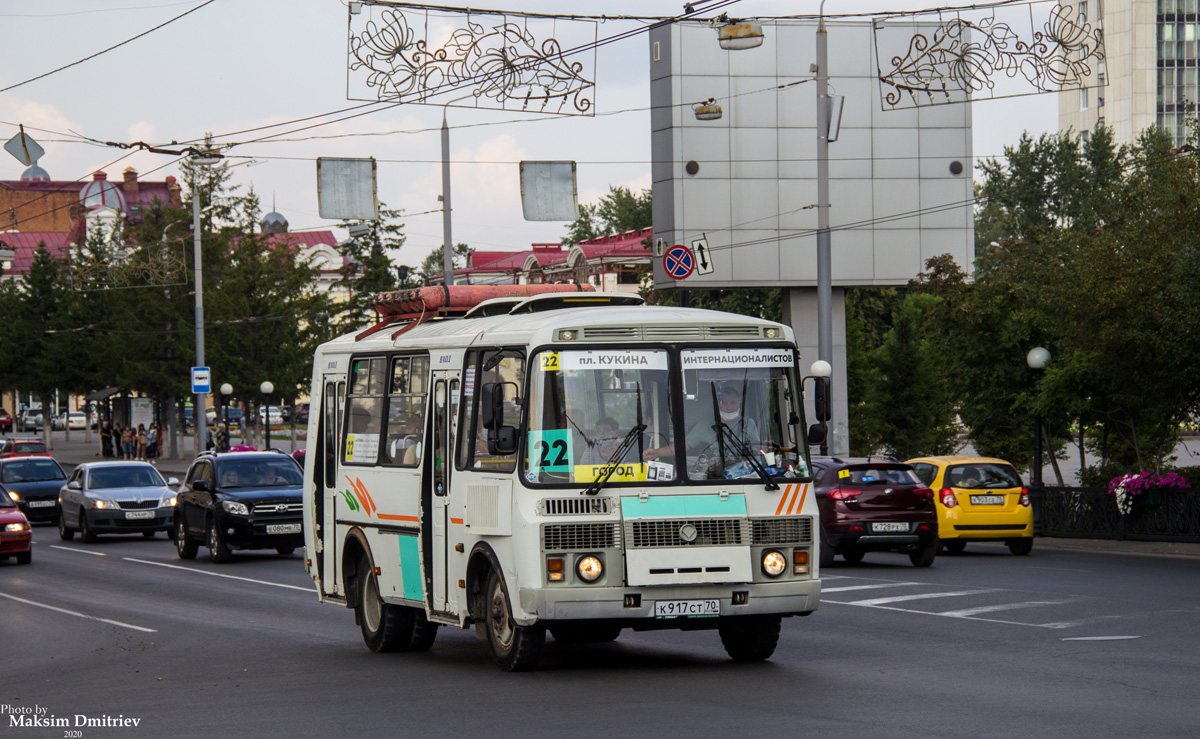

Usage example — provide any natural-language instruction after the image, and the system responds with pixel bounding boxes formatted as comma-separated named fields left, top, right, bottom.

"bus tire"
left=357, top=558, right=408, bottom=652
left=718, top=615, right=781, bottom=662
left=549, top=624, right=622, bottom=644
left=481, top=568, right=544, bottom=671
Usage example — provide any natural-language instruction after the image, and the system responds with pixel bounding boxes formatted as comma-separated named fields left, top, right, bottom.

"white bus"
left=302, top=285, right=825, bottom=671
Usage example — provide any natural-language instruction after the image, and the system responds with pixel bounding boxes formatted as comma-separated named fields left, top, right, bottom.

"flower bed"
left=1109, top=472, right=1187, bottom=515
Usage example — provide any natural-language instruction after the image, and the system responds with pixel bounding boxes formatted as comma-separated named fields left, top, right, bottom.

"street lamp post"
left=1026, top=347, right=1051, bottom=488
left=260, top=381, right=274, bottom=450
left=219, top=383, right=233, bottom=451
left=190, top=153, right=220, bottom=454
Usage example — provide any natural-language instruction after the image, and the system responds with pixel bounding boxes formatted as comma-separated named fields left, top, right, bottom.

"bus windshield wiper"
left=582, top=423, right=647, bottom=496
left=582, top=383, right=646, bottom=497
left=713, top=420, right=780, bottom=491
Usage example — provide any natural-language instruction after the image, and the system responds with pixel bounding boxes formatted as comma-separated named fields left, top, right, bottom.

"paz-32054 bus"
left=302, top=285, right=824, bottom=670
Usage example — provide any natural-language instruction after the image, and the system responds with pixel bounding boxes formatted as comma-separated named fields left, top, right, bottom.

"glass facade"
left=1157, top=4, right=1200, bottom=145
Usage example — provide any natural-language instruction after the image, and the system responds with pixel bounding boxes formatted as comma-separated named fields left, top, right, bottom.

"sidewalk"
left=34, top=430, right=304, bottom=478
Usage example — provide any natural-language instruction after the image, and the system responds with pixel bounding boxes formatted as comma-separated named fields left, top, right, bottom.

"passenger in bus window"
left=644, top=386, right=758, bottom=462
left=580, top=417, right=620, bottom=464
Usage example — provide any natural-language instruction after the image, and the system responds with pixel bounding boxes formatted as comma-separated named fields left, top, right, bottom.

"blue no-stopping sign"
left=663, top=245, right=695, bottom=280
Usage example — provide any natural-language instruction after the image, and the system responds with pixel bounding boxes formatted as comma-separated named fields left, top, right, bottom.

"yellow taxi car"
left=904, top=456, right=1034, bottom=555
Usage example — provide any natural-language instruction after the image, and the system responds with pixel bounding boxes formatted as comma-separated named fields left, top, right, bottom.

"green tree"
left=336, top=205, right=406, bottom=331
left=563, top=185, right=652, bottom=246
left=419, top=242, right=472, bottom=284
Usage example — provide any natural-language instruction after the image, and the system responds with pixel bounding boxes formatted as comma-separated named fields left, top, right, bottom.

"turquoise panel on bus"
left=397, top=534, right=424, bottom=601
left=620, top=494, right=747, bottom=518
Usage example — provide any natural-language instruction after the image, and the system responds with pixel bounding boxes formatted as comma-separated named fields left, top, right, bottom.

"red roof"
left=0, top=232, right=71, bottom=274
left=574, top=227, right=653, bottom=259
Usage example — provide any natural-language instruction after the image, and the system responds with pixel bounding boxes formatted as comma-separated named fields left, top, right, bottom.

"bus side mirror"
left=488, top=426, right=518, bottom=455
left=806, top=423, right=827, bottom=445
left=481, top=383, right=503, bottom=431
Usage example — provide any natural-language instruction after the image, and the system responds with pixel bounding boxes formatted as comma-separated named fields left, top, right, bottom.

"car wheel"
left=480, top=567, right=544, bottom=671
left=841, top=549, right=864, bottom=564
left=16, top=550, right=31, bottom=565
left=1007, top=538, right=1034, bottom=556
left=818, top=528, right=836, bottom=568
left=944, top=540, right=967, bottom=555
left=276, top=547, right=295, bottom=555
left=909, top=539, right=939, bottom=567
left=207, top=517, right=232, bottom=563
left=718, top=615, right=782, bottom=662
left=58, top=512, right=75, bottom=541
left=549, top=624, right=622, bottom=644
left=175, top=516, right=197, bottom=559
left=78, top=510, right=96, bottom=543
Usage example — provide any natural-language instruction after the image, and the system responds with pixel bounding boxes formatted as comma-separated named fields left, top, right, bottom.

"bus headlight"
left=761, top=550, right=787, bottom=578
left=576, top=555, right=603, bottom=583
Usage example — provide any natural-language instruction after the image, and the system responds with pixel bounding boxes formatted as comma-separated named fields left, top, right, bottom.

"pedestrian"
left=146, top=423, right=159, bottom=462
left=137, top=424, right=148, bottom=460
left=100, top=422, right=112, bottom=458
left=214, top=423, right=228, bottom=453
left=121, top=425, right=134, bottom=460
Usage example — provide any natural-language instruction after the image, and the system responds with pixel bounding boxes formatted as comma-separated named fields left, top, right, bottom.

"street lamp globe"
left=1026, top=347, right=1051, bottom=370
left=220, top=383, right=233, bottom=397
left=810, top=360, right=832, bottom=378
left=260, top=381, right=274, bottom=395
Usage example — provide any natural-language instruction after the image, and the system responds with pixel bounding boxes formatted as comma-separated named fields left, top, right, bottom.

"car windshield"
left=0, top=490, right=14, bottom=508
left=89, top=466, right=166, bottom=489
left=526, top=348, right=673, bottom=485
left=837, top=465, right=921, bottom=485
left=946, top=463, right=1023, bottom=489
left=216, top=459, right=302, bottom=488
left=679, top=348, right=807, bottom=482
left=1, top=459, right=65, bottom=483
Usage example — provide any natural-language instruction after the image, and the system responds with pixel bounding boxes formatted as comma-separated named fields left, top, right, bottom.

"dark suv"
left=813, top=458, right=939, bottom=567
left=173, top=450, right=303, bottom=563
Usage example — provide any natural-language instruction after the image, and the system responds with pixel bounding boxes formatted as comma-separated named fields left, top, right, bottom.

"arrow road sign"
left=692, top=237, right=714, bottom=275
left=663, top=245, right=695, bottom=280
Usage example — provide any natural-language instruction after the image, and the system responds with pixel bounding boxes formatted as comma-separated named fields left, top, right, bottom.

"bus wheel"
left=718, top=615, right=782, bottom=662
left=549, top=624, right=621, bottom=644
left=356, top=559, right=439, bottom=652
left=481, top=568, right=544, bottom=671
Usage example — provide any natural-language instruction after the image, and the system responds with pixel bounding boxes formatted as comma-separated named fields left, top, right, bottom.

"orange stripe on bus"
left=377, top=513, right=419, bottom=522
left=785, top=483, right=802, bottom=515
left=774, top=484, right=793, bottom=516
left=796, top=483, right=810, bottom=512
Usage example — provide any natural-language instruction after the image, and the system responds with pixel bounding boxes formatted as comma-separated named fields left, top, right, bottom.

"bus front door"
left=426, top=373, right=459, bottom=616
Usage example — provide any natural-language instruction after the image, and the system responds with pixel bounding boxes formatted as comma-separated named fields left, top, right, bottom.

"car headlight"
left=160, top=494, right=176, bottom=508
left=89, top=495, right=117, bottom=509
left=4, top=522, right=30, bottom=533
left=7, top=491, right=19, bottom=502
left=576, top=555, right=603, bottom=583
left=222, top=500, right=250, bottom=516
left=761, top=550, right=787, bottom=578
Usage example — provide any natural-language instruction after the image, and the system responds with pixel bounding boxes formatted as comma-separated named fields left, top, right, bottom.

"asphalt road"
left=3, top=528, right=1197, bottom=739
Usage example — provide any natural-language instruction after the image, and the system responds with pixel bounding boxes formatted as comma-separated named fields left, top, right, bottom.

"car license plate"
left=872, top=522, right=908, bottom=532
left=125, top=510, right=154, bottom=519
left=654, top=599, right=720, bottom=618
left=970, top=495, right=1005, bottom=505
left=28, top=500, right=56, bottom=508
left=267, top=524, right=301, bottom=534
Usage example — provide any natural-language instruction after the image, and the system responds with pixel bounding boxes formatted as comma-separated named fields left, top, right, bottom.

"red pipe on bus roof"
left=372, top=283, right=594, bottom=317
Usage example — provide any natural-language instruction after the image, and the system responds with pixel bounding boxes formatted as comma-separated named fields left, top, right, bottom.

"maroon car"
left=813, top=458, right=939, bottom=567
left=0, top=408, right=12, bottom=434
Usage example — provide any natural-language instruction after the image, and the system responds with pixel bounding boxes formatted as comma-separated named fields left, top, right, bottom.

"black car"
left=173, top=450, right=303, bottom=563
left=812, top=458, right=939, bottom=567
left=0, top=456, right=67, bottom=523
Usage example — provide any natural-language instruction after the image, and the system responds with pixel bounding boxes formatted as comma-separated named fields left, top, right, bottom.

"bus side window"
left=384, top=355, right=429, bottom=467
left=456, top=350, right=477, bottom=470
left=469, top=350, right=524, bottom=472
left=343, top=357, right=385, bottom=465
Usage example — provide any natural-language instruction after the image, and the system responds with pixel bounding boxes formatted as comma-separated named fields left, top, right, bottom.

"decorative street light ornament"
left=716, top=20, right=765, bottom=50
left=693, top=98, right=723, bottom=121
left=1026, top=346, right=1051, bottom=370
left=347, top=6, right=596, bottom=116
left=875, top=1, right=1105, bottom=109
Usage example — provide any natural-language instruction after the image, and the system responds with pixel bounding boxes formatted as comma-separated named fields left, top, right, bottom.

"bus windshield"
left=524, top=345, right=810, bottom=486
left=526, top=348, right=674, bottom=485
left=678, top=347, right=807, bottom=482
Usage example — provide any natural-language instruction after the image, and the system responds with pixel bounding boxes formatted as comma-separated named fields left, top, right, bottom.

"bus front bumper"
left=517, top=579, right=821, bottom=626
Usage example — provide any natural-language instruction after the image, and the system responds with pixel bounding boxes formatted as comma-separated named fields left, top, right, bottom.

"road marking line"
left=123, top=557, right=312, bottom=592
left=0, top=592, right=156, bottom=633
left=822, top=600, right=1083, bottom=629
left=49, top=545, right=106, bottom=556
left=846, top=589, right=997, bottom=606
left=823, top=582, right=920, bottom=593
left=938, top=600, right=1073, bottom=617
left=1061, top=635, right=1142, bottom=641
left=1029, top=566, right=1092, bottom=573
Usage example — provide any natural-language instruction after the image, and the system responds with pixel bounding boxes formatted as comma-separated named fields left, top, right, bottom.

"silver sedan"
left=58, top=461, right=179, bottom=542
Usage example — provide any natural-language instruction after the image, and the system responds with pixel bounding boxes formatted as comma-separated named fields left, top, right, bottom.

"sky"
left=0, top=0, right=1058, bottom=271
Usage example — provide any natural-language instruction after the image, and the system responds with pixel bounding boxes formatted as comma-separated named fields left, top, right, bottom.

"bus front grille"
left=625, top=518, right=747, bottom=548
left=750, top=517, right=812, bottom=545
left=542, top=522, right=621, bottom=551
left=541, top=497, right=612, bottom=516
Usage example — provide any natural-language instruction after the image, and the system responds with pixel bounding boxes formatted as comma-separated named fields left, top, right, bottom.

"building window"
left=1081, top=87, right=1089, bottom=110
left=1079, top=1, right=1088, bottom=22
left=1081, top=130, right=1090, bottom=147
